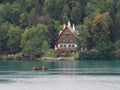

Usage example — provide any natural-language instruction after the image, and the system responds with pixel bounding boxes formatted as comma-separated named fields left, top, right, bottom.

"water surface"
left=0, top=60, right=120, bottom=90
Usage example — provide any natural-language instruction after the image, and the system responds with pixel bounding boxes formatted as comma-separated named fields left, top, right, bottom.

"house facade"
left=55, top=21, right=78, bottom=52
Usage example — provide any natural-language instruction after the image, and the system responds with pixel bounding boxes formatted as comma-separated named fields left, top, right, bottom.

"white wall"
left=58, top=44, right=77, bottom=48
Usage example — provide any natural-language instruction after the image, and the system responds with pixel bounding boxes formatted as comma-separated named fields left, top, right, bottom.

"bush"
left=78, top=50, right=99, bottom=60
left=16, top=56, right=23, bottom=61
left=54, top=48, right=69, bottom=57
left=78, top=50, right=114, bottom=60
left=0, top=57, right=4, bottom=61
left=5, top=57, right=14, bottom=61
left=114, top=49, right=120, bottom=59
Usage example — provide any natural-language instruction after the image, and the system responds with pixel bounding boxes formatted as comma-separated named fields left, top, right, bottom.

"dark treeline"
left=0, top=0, right=120, bottom=59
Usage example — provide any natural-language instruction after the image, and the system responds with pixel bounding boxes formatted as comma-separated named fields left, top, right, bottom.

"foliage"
left=5, top=56, right=15, bottom=61
left=54, top=48, right=69, bottom=57
left=0, top=57, right=4, bottom=61
left=22, top=24, right=50, bottom=57
left=41, top=41, right=50, bottom=55
left=7, top=26, right=23, bottom=54
left=0, top=22, right=10, bottom=50
left=16, top=56, right=23, bottom=61
left=78, top=50, right=114, bottom=60
left=76, top=24, right=90, bottom=50
left=0, top=0, right=120, bottom=59
left=19, top=13, right=28, bottom=29
left=91, top=13, right=111, bottom=50
left=114, top=40, right=120, bottom=59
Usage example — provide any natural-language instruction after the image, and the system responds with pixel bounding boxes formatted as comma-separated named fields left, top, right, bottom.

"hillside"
left=0, top=0, right=120, bottom=60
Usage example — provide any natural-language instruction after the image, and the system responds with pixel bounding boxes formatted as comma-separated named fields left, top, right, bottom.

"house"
left=55, top=21, right=79, bottom=53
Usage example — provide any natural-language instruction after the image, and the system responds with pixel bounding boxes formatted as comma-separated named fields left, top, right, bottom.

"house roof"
left=59, top=21, right=75, bottom=35
left=56, top=21, right=79, bottom=42
left=58, top=25, right=73, bottom=39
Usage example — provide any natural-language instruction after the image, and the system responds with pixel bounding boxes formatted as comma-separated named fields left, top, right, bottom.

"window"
left=68, top=45, right=71, bottom=48
left=60, top=45, right=62, bottom=47
left=72, top=45, right=75, bottom=47
left=65, top=34, right=70, bottom=36
left=64, top=45, right=66, bottom=47
left=64, top=32, right=70, bottom=36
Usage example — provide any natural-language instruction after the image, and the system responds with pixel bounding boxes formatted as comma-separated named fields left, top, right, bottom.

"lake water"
left=0, top=60, right=120, bottom=90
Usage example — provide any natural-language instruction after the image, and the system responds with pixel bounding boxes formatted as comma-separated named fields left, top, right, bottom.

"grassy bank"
left=0, top=49, right=78, bottom=62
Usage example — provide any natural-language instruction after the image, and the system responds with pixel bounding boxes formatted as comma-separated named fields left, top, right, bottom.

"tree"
left=27, top=8, right=37, bottom=27
left=84, top=2, right=101, bottom=20
left=0, top=2, right=21, bottom=25
left=60, top=5, right=70, bottom=24
left=19, top=13, right=28, bottom=29
left=41, top=41, right=50, bottom=55
left=70, top=1, right=82, bottom=24
left=37, top=15, right=51, bottom=26
left=21, top=28, right=30, bottom=49
left=91, top=13, right=112, bottom=51
left=7, top=26, right=23, bottom=54
left=0, top=3, right=12, bottom=23
left=114, top=10, right=120, bottom=40
left=76, top=24, right=90, bottom=51
left=23, top=37, right=42, bottom=57
left=19, top=0, right=38, bottom=13
left=43, top=0, right=64, bottom=20
left=0, top=22, right=10, bottom=50
left=22, top=24, right=50, bottom=56
left=100, top=0, right=115, bottom=13
left=114, top=40, right=120, bottom=59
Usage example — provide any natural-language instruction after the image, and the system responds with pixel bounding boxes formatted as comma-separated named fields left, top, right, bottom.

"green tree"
left=21, top=29, right=30, bottom=49
left=114, top=10, right=120, bottom=40
left=76, top=24, right=90, bottom=51
left=27, top=8, right=37, bottom=27
left=60, top=5, right=70, bottom=24
left=0, top=22, right=10, bottom=50
left=7, top=26, right=23, bottom=54
left=0, top=3, right=12, bottom=23
left=22, top=24, right=50, bottom=56
left=19, top=13, right=28, bottom=29
left=91, top=13, right=111, bottom=51
left=41, top=41, right=50, bottom=55
left=70, top=1, right=82, bottom=24
left=0, top=2, right=21, bottom=25
left=114, top=40, right=120, bottom=59
left=43, top=0, right=64, bottom=20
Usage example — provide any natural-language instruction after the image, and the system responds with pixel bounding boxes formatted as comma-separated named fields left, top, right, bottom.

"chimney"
left=63, top=24, right=66, bottom=29
left=72, top=24, right=75, bottom=32
left=68, top=21, right=71, bottom=26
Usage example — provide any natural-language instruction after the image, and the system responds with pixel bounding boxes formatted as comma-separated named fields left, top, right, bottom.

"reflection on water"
left=0, top=60, right=120, bottom=90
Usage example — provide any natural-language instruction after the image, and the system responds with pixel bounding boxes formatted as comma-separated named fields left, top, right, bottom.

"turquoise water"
left=0, top=60, right=120, bottom=90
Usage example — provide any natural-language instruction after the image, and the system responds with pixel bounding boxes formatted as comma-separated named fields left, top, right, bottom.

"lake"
left=0, top=60, right=120, bottom=90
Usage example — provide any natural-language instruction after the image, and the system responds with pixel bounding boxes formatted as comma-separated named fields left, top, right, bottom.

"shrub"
left=54, top=48, right=69, bottom=57
left=5, top=57, right=14, bottom=61
left=78, top=50, right=114, bottom=60
left=16, top=56, right=23, bottom=61
left=114, top=49, right=120, bottom=59
left=0, top=57, right=4, bottom=61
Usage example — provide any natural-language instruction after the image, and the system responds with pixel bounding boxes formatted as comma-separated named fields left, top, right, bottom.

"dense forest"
left=0, top=0, right=120, bottom=60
